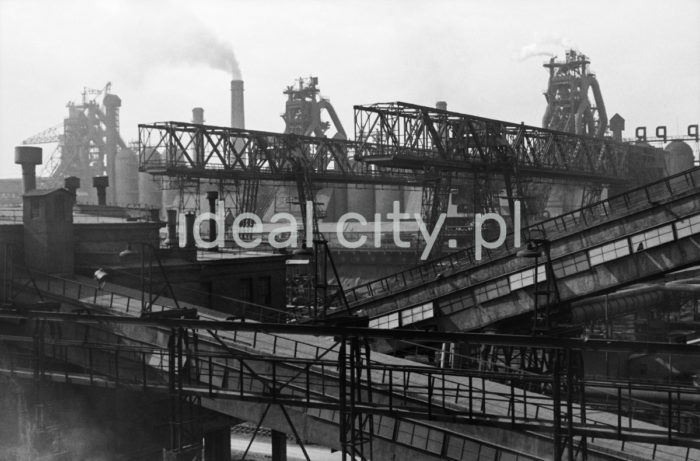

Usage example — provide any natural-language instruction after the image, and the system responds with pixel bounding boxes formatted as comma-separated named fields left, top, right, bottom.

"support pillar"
left=204, top=427, right=231, bottom=461
left=185, top=212, right=195, bottom=249
left=271, top=430, right=287, bottom=461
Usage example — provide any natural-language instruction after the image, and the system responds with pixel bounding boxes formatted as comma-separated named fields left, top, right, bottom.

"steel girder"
left=138, top=115, right=645, bottom=187
left=352, top=102, right=649, bottom=184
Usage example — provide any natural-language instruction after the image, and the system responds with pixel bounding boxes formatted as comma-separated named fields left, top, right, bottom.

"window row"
left=369, top=302, right=434, bottom=329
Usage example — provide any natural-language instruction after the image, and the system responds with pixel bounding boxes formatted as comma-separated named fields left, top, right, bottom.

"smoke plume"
left=159, top=17, right=242, bottom=79
left=519, top=36, right=576, bottom=61
left=96, top=3, right=242, bottom=82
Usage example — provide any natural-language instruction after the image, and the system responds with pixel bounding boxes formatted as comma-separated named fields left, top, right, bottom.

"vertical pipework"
left=166, top=209, right=178, bottom=247
left=103, top=93, right=122, bottom=203
left=14, top=146, right=42, bottom=193
left=92, top=176, right=109, bottom=206
left=185, top=212, right=195, bottom=248
left=230, top=80, right=245, bottom=129
left=206, top=191, right=218, bottom=244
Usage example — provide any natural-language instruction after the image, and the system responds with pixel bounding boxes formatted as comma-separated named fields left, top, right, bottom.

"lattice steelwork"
left=353, top=102, right=632, bottom=182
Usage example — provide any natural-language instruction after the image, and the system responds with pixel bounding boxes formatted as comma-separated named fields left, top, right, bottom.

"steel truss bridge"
left=138, top=102, right=666, bottom=253
left=338, top=167, right=700, bottom=333
left=0, top=296, right=699, bottom=461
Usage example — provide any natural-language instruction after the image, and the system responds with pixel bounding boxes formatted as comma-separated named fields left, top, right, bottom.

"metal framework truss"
left=2, top=311, right=700, bottom=461
left=353, top=102, right=636, bottom=183
left=138, top=122, right=417, bottom=187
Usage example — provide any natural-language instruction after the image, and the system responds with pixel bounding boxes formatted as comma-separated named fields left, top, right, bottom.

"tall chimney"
left=230, top=80, right=245, bottom=129
left=192, top=107, right=204, bottom=125
left=14, top=146, right=42, bottom=192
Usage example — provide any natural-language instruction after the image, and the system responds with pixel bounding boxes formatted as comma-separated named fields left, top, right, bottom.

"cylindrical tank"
left=115, top=148, right=139, bottom=205
left=14, top=146, right=42, bottom=192
left=664, top=140, right=694, bottom=174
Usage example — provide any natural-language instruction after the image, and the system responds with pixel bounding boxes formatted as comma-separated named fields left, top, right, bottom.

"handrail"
left=13, top=268, right=291, bottom=324
left=345, top=167, right=700, bottom=305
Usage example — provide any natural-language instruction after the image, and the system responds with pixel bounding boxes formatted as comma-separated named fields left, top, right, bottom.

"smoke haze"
left=519, top=35, right=576, bottom=61
left=97, top=3, right=242, bottom=83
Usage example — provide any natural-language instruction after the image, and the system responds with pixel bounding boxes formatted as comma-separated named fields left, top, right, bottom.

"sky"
left=0, top=0, right=698, bottom=178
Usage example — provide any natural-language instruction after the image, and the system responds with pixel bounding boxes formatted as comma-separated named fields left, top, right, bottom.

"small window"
left=369, top=311, right=400, bottom=329
left=630, top=224, right=674, bottom=252
left=475, top=278, right=510, bottom=304
left=675, top=214, right=700, bottom=239
left=553, top=253, right=590, bottom=278
left=401, top=302, right=434, bottom=326
left=588, top=239, right=629, bottom=266
left=508, top=265, right=547, bottom=290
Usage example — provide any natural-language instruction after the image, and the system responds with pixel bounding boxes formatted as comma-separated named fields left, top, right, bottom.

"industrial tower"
left=542, top=50, right=608, bottom=138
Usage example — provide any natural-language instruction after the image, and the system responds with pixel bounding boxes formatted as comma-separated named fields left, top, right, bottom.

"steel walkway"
left=2, top=273, right=699, bottom=461
left=340, top=167, right=700, bottom=332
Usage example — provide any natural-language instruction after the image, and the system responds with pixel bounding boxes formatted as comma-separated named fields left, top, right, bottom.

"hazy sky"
left=0, top=0, right=698, bottom=178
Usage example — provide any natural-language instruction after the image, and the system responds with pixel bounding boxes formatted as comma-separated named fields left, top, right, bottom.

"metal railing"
left=345, top=167, right=700, bottom=305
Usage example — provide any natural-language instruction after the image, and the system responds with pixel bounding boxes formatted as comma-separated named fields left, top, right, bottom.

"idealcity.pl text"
left=179, top=200, right=521, bottom=260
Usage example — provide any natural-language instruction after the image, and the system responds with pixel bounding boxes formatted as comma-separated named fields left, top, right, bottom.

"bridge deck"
left=3, top=273, right=698, bottom=461
left=340, top=168, right=700, bottom=332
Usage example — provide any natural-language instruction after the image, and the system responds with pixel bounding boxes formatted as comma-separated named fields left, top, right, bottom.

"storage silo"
left=664, top=140, right=695, bottom=174
left=115, top=148, right=139, bottom=205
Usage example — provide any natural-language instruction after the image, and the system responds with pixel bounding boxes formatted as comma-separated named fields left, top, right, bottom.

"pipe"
left=230, top=80, right=245, bottom=129
left=166, top=209, right=178, bottom=248
left=185, top=212, right=195, bottom=248
left=92, top=176, right=109, bottom=206
left=14, top=146, right=42, bottom=193
left=206, top=191, right=218, bottom=244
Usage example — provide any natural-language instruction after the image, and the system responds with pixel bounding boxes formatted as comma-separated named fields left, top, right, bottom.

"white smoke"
left=93, top=3, right=242, bottom=82
left=519, top=36, right=576, bottom=61
left=153, top=16, right=242, bottom=79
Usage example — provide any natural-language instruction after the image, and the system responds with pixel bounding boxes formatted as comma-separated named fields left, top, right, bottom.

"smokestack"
left=230, top=80, right=245, bottom=129
left=64, top=176, right=80, bottom=204
left=192, top=107, right=204, bottom=125
left=92, top=176, right=109, bottom=206
left=14, top=146, right=42, bottom=193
